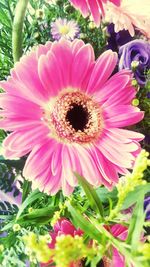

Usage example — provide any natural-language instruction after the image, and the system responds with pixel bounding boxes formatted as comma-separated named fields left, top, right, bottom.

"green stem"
left=12, top=0, right=29, bottom=63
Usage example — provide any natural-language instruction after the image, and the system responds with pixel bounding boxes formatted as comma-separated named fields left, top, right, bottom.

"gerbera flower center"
left=45, top=90, right=103, bottom=144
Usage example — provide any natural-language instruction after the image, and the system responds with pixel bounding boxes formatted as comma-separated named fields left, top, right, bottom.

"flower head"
left=51, top=18, right=80, bottom=41
left=69, top=0, right=121, bottom=27
left=104, top=0, right=150, bottom=38
left=40, top=218, right=83, bottom=267
left=0, top=38, right=144, bottom=195
left=23, top=232, right=52, bottom=263
left=119, top=40, right=150, bottom=86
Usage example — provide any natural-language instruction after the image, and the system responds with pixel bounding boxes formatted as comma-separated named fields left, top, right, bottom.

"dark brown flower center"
left=66, top=103, right=89, bottom=132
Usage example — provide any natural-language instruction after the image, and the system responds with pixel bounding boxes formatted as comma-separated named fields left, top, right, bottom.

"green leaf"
left=121, top=183, right=150, bottom=210
left=96, top=187, right=118, bottom=204
left=0, top=220, right=14, bottom=231
left=126, top=195, right=145, bottom=250
left=21, top=179, right=31, bottom=203
left=0, top=7, right=11, bottom=28
left=74, top=172, right=104, bottom=218
left=17, top=206, right=57, bottom=224
left=67, top=201, right=102, bottom=242
left=16, top=189, right=45, bottom=220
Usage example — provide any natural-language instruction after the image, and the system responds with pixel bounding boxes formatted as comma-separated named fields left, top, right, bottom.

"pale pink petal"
left=49, top=171, right=62, bottom=195
left=61, top=169, right=74, bottom=196
left=106, top=128, right=144, bottom=142
left=3, top=147, right=30, bottom=159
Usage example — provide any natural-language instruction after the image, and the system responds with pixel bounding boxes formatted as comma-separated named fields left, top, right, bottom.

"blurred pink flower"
left=41, top=218, right=83, bottom=267
left=104, top=224, right=128, bottom=267
left=104, top=0, right=150, bottom=38
left=0, top=39, right=144, bottom=195
left=69, top=0, right=121, bottom=27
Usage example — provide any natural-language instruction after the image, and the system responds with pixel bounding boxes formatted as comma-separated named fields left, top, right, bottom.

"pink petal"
left=92, top=146, right=119, bottom=184
left=0, top=79, right=43, bottom=106
left=110, top=0, right=121, bottom=6
left=3, top=147, right=30, bottom=159
left=87, top=50, right=118, bottom=94
left=36, top=41, right=52, bottom=58
left=62, top=146, right=78, bottom=187
left=71, top=39, right=85, bottom=54
left=104, top=105, right=144, bottom=127
left=110, top=224, right=128, bottom=239
left=23, top=139, right=55, bottom=179
left=70, top=0, right=89, bottom=18
left=94, top=70, right=132, bottom=104
left=112, top=248, right=125, bottom=267
left=100, top=80, right=136, bottom=108
left=96, top=135, right=134, bottom=168
left=87, top=0, right=101, bottom=27
left=73, top=144, right=101, bottom=186
left=38, top=41, right=72, bottom=97
left=3, top=125, right=49, bottom=151
left=14, top=51, right=49, bottom=102
left=71, top=44, right=94, bottom=90
left=106, top=128, right=144, bottom=142
left=0, top=119, right=44, bottom=131
left=50, top=40, right=73, bottom=88
left=0, top=93, right=42, bottom=119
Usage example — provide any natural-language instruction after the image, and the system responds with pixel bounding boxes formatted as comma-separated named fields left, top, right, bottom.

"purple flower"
left=147, top=92, right=150, bottom=98
left=119, top=40, right=150, bottom=86
left=107, top=23, right=133, bottom=52
left=51, top=18, right=80, bottom=41
left=144, top=196, right=150, bottom=220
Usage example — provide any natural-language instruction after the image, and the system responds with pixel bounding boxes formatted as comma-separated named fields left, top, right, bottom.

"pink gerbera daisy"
left=0, top=38, right=144, bottom=195
left=69, top=0, right=121, bottom=27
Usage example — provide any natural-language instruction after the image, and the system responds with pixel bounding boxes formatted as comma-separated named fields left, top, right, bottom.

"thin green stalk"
left=12, top=0, right=29, bottom=63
